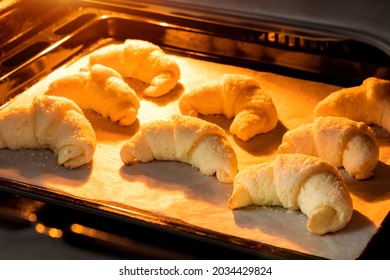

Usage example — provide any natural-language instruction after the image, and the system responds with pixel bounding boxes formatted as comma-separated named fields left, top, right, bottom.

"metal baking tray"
left=0, top=3, right=389, bottom=259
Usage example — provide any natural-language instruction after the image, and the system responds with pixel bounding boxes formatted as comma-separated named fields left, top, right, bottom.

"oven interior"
left=0, top=0, right=389, bottom=259
left=2, top=0, right=390, bottom=103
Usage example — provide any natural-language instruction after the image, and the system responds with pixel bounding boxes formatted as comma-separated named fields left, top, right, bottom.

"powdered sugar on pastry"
left=46, top=64, right=140, bottom=126
left=314, top=77, right=390, bottom=133
left=229, top=154, right=353, bottom=235
left=89, top=39, right=181, bottom=97
left=120, top=115, right=238, bottom=183
left=278, top=116, right=379, bottom=180
left=179, top=74, right=278, bottom=141
left=0, top=95, right=96, bottom=169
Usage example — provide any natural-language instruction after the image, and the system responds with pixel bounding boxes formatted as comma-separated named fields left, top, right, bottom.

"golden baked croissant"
left=178, top=74, right=278, bottom=141
left=46, top=64, right=140, bottom=126
left=278, top=116, right=379, bottom=180
left=314, top=77, right=390, bottom=133
left=89, top=39, right=181, bottom=97
left=120, top=115, right=238, bottom=183
left=229, top=154, right=353, bottom=235
left=0, top=95, right=96, bottom=169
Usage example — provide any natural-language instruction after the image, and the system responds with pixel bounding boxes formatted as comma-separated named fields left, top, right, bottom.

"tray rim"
left=0, top=176, right=323, bottom=260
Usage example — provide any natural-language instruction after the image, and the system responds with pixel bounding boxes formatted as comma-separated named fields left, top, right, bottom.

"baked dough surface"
left=0, top=95, right=96, bottom=169
left=179, top=73, right=278, bottom=141
left=89, top=39, right=181, bottom=97
left=314, top=77, right=390, bottom=133
left=229, top=154, right=353, bottom=235
left=47, top=64, right=140, bottom=126
left=278, top=116, right=380, bottom=179
left=120, top=115, right=238, bottom=183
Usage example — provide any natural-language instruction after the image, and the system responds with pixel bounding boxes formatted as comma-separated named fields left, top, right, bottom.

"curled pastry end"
left=228, top=183, right=252, bottom=210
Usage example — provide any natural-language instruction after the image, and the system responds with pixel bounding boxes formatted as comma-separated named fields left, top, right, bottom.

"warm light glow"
left=48, top=228, right=63, bottom=239
left=70, top=224, right=131, bottom=246
left=0, top=0, right=17, bottom=10
left=70, top=223, right=84, bottom=234
left=35, top=223, right=45, bottom=234
left=28, top=213, right=37, bottom=222
left=71, top=223, right=109, bottom=239
left=159, top=22, right=169, bottom=27
left=34, top=223, right=63, bottom=238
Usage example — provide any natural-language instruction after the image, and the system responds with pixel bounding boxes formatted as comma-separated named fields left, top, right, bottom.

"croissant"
left=89, top=39, right=181, bottom=97
left=120, top=115, right=238, bottom=183
left=314, top=77, right=390, bottom=133
left=278, top=116, right=379, bottom=180
left=228, top=154, right=353, bottom=235
left=0, top=95, right=96, bottom=169
left=178, top=74, right=278, bottom=141
left=46, top=64, right=140, bottom=126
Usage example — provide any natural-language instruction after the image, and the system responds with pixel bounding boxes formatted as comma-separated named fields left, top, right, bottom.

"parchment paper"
left=0, top=49, right=389, bottom=259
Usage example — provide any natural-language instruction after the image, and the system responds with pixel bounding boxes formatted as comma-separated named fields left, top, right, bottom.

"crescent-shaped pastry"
left=120, top=115, right=238, bottom=183
left=178, top=74, right=278, bottom=141
left=278, top=116, right=379, bottom=180
left=89, top=39, right=181, bottom=97
left=314, top=77, right=390, bottom=133
left=229, top=154, right=353, bottom=235
left=47, top=64, right=140, bottom=126
left=0, top=95, right=96, bottom=169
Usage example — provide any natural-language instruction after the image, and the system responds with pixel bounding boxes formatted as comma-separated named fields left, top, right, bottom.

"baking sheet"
left=0, top=47, right=389, bottom=259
